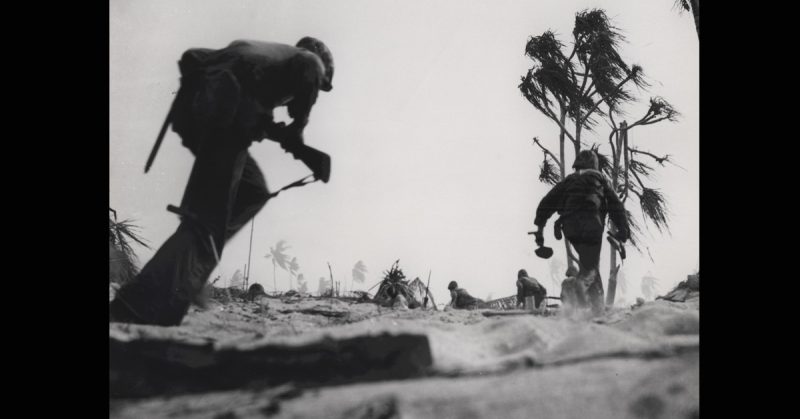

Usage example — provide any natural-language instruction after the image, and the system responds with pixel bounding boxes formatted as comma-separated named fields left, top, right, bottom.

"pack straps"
left=267, top=174, right=320, bottom=199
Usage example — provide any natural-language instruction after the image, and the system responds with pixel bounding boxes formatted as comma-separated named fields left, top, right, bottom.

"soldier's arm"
left=281, top=52, right=324, bottom=147
left=534, top=178, right=569, bottom=228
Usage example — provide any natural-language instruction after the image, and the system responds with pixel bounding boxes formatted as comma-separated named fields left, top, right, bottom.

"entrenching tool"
left=423, top=270, right=435, bottom=310
left=528, top=231, right=553, bottom=259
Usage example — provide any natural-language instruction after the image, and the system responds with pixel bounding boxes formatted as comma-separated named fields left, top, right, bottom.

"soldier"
left=532, top=150, right=629, bottom=315
left=516, top=269, right=547, bottom=309
left=446, top=281, right=484, bottom=310
left=110, top=37, right=335, bottom=326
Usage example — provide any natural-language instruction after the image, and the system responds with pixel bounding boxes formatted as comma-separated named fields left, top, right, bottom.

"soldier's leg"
left=580, top=242, right=604, bottom=315
left=111, top=130, right=250, bottom=326
left=533, top=288, right=547, bottom=309
left=225, top=154, right=272, bottom=242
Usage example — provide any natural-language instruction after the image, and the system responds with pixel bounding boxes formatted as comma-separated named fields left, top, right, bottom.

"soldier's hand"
left=533, top=231, right=544, bottom=247
left=262, top=121, right=287, bottom=142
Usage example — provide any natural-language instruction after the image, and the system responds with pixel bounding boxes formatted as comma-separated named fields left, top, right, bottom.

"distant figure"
left=532, top=150, right=629, bottom=315
left=246, top=283, right=267, bottom=301
left=110, top=37, right=335, bottom=326
left=446, top=281, right=484, bottom=310
left=516, top=269, right=547, bottom=309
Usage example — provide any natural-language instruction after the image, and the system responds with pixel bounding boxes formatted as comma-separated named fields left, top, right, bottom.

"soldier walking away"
left=110, top=37, right=335, bottom=326
left=531, top=150, right=629, bottom=316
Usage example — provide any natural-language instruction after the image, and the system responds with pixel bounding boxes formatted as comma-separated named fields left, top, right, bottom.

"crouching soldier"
left=531, top=150, right=629, bottom=315
left=516, top=269, right=547, bottom=309
left=446, top=281, right=484, bottom=310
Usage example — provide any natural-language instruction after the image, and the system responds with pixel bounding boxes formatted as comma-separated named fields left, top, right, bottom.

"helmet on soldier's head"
left=572, top=150, right=599, bottom=171
left=517, top=269, right=528, bottom=278
left=296, top=36, right=334, bottom=92
left=448, top=281, right=458, bottom=290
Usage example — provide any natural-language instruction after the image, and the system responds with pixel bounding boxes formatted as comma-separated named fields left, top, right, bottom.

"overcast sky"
left=110, top=0, right=698, bottom=306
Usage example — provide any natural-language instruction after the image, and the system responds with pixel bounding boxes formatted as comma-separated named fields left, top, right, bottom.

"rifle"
left=283, top=141, right=331, bottom=184
left=144, top=98, right=177, bottom=173
left=423, top=270, right=432, bottom=309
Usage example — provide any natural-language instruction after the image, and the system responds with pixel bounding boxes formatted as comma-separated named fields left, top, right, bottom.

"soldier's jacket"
left=451, top=288, right=482, bottom=309
left=516, top=276, right=546, bottom=306
left=171, top=40, right=328, bottom=152
left=534, top=169, right=629, bottom=244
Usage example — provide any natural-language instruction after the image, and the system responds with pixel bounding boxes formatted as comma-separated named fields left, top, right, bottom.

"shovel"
left=528, top=231, right=553, bottom=259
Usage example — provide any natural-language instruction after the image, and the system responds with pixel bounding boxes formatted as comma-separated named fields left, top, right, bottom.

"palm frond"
left=268, top=240, right=291, bottom=270
left=639, top=187, right=670, bottom=233
left=629, top=159, right=653, bottom=178
left=109, top=216, right=149, bottom=283
left=647, top=96, right=681, bottom=122
left=539, top=155, right=561, bottom=185
left=673, top=0, right=692, bottom=13
left=590, top=144, right=613, bottom=178
left=572, top=10, right=648, bottom=114
left=288, top=257, right=300, bottom=275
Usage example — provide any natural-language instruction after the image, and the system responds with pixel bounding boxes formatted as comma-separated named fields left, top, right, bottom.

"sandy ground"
left=109, top=289, right=699, bottom=419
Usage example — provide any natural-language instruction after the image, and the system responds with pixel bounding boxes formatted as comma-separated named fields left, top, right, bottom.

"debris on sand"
left=657, top=272, right=700, bottom=303
left=373, top=260, right=435, bottom=309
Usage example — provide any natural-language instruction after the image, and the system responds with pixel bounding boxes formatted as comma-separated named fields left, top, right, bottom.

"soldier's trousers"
left=570, top=241, right=604, bottom=313
left=110, top=131, right=270, bottom=326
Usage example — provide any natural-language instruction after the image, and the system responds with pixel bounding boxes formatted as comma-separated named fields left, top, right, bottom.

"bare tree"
left=601, top=97, right=680, bottom=305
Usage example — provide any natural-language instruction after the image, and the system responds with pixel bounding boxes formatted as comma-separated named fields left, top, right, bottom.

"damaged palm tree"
left=264, top=240, right=291, bottom=294
left=109, top=208, right=150, bottom=285
left=374, top=260, right=408, bottom=305
left=521, top=9, right=683, bottom=308
left=600, top=97, right=680, bottom=305
left=520, top=9, right=646, bottom=274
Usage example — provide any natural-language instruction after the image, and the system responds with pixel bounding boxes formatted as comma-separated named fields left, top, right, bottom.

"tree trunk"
left=605, top=123, right=625, bottom=306
left=273, top=262, right=277, bottom=293
left=559, top=111, right=579, bottom=276
left=606, top=245, right=618, bottom=306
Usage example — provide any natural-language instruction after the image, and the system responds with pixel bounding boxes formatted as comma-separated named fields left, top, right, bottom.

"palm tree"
left=288, top=256, right=300, bottom=290
left=109, top=208, right=149, bottom=284
left=264, top=240, right=290, bottom=293
left=674, top=0, right=699, bottom=37
left=520, top=9, right=646, bottom=273
left=351, top=260, right=368, bottom=291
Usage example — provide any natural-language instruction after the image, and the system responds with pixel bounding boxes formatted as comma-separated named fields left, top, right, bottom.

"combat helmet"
left=296, top=36, right=334, bottom=91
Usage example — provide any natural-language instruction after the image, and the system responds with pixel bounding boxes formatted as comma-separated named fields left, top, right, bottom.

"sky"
left=110, top=0, right=699, bottom=307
